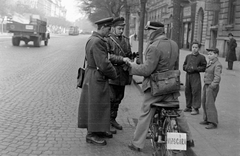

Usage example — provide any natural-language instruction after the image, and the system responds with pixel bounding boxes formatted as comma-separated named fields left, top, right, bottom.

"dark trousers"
left=185, top=73, right=202, bottom=110
left=202, top=84, right=219, bottom=125
left=110, top=85, right=125, bottom=120
left=228, top=61, right=233, bottom=70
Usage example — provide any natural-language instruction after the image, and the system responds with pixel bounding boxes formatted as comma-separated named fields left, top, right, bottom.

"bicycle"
left=149, top=101, right=187, bottom=156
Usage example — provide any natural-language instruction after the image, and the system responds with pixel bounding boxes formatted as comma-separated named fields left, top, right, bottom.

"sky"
left=61, top=0, right=85, bottom=22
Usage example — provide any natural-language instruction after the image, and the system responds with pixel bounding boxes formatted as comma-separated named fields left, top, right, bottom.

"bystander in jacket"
left=183, top=41, right=207, bottom=115
left=200, top=48, right=222, bottom=129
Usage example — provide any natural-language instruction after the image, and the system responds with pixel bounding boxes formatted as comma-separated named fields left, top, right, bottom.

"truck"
left=6, top=13, right=50, bottom=47
left=68, top=26, right=79, bottom=36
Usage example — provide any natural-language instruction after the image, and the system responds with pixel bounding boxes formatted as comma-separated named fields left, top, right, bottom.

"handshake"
left=129, top=52, right=139, bottom=60
left=123, top=52, right=140, bottom=66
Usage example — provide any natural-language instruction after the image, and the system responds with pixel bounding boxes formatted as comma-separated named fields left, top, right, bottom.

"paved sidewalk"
left=131, top=40, right=240, bottom=156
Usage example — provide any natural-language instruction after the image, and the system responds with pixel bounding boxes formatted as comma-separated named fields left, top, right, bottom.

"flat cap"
left=144, top=21, right=164, bottom=30
left=206, top=47, right=219, bottom=54
left=112, top=17, right=125, bottom=27
left=94, top=17, right=113, bottom=27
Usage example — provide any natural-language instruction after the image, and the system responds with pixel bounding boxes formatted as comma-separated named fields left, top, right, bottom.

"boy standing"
left=200, top=48, right=222, bottom=129
left=183, top=41, right=207, bottom=115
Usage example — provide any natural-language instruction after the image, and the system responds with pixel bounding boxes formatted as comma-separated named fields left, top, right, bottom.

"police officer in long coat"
left=78, top=17, right=117, bottom=146
left=106, top=17, right=132, bottom=130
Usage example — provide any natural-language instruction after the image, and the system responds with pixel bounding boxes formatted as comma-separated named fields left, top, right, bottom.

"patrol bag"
left=76, top=57, right=86, bottom=89
left=77, top=39, right=91, bottom=89
left=150, top=70, right=181, bottom=96
left=149, top=40, right=181, bottom=96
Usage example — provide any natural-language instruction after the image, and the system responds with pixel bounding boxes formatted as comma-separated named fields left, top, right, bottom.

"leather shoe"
left=184, top=108, right=192, bottom=112
left=187, top=140, right=195, bottom=148
left=111, top=120, right=123, bottom=130
left=205, top=123, right=217, bottom=129
left=191, top=109, right=199, bottom=115
left=128, top=143, right=141, bottom=152
left=110, top=125, right=117, bottom=134
left=96, top=132, right=113, bottom=138
left=103, top=132, right=113, bottom=138
left=86, top=134, right=107, bottom=146
left=199, top=121, right=209, bottom=125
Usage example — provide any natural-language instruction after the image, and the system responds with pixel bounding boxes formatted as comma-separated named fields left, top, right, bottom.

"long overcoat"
left=78, top=32, right=117, bottom=132
left=226, top=38, right=237, bottom=62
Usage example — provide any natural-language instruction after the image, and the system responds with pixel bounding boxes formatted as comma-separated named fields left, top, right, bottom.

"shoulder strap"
left=109, top=36, right=125, bottom=54
left=83, top=57, right=86, bottom=68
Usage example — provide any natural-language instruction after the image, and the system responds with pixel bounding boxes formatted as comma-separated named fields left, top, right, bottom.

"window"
left=228, top=0, right=236, bottom=24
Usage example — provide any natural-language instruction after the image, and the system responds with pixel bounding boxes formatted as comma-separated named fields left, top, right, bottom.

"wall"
left=193, top=1, right=208, bottom=54
left=217, top=0, right=240, bottom=60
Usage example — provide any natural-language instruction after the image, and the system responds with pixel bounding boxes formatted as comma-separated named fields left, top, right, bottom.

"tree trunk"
left=138, top=0, right=147, bottom=64
left=171, top=0, right=182, bottom=70
left=124, top=3, right=130, bottom=38
left=171, top=0, right=181, bottom=47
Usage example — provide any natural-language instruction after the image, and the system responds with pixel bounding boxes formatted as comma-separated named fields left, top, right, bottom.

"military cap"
left=144, top=21, right=164, bottom=30
left=228, top=33, right=233, bottom=37
left=112, top=17, right=125, bottom=27
left=206, top=47, right=219, bottom=54
left=94, top=17, right=113, bottom=27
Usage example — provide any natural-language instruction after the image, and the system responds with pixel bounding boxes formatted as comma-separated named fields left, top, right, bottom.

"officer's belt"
left=113, top=64, right=122, bottom=66
left=87, top=65, right=97, bottom=69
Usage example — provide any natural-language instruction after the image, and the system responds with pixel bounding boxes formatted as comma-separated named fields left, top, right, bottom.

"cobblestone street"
left=0, top=35, right=154, bottom=156
left=1, top=34, right=239, bottom=156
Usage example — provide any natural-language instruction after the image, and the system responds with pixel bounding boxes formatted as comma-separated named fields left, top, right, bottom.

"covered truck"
left=69, top=26, right=79, bottom=35
left=6, top=13, right=50, bottom=47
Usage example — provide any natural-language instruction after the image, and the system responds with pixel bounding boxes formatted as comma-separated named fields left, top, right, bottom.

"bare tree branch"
left=77, top=0, right=124, bottom=21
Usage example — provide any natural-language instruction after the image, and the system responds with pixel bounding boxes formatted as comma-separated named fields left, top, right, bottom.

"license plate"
left=167, top=132, right=187, bottom=150
left=25, top=25, right=33, bottom=30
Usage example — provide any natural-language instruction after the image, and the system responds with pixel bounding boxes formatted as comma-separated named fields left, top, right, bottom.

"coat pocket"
left=95, top=70, right=107, bottom=82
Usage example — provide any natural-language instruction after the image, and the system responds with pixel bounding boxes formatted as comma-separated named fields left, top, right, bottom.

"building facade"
left=8, top=0, right=66, bottom=19
left=205, top=0, right=240, bottom=60
left=131, top=0, right=240, bottom=60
